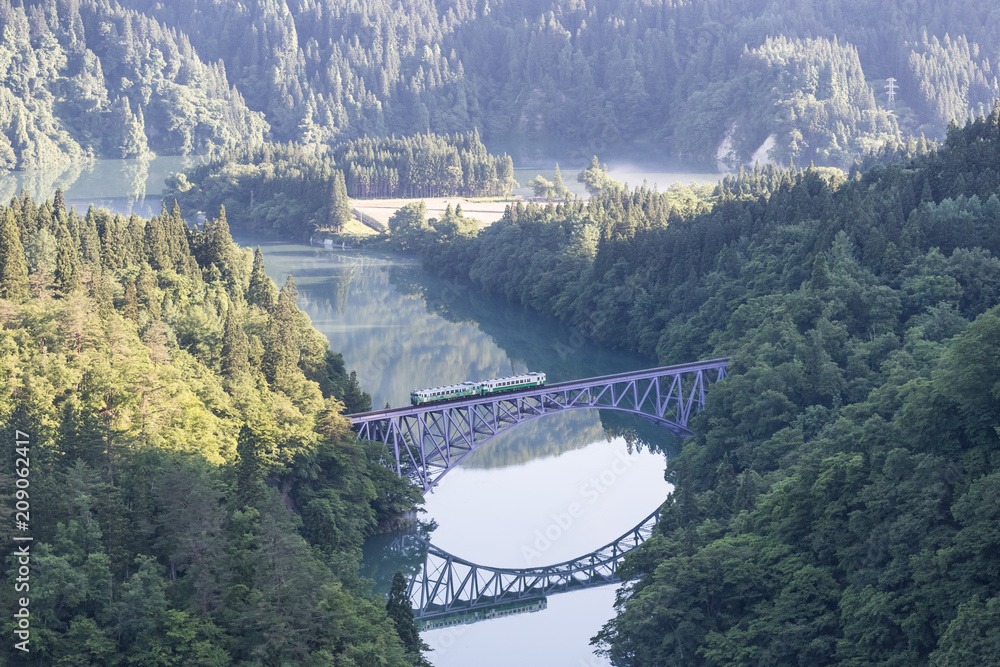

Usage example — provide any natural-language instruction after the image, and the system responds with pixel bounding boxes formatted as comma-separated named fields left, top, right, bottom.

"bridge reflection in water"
left=394, top=508, right=660, bottom=627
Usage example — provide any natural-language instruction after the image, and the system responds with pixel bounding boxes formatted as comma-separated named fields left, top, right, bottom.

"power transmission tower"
left=885, top=77, right=897, bottom=110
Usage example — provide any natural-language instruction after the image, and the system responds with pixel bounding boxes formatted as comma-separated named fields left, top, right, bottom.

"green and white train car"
left=410, top=372, right=546, bottom=405
left=477, top=371, right=547, bottom=395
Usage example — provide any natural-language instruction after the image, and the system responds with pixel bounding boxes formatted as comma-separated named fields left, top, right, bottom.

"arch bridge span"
left=348, top=358, right=730, bottom=492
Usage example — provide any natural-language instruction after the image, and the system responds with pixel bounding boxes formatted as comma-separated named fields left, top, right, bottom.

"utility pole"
left=885, top=77, right=897, bottom=110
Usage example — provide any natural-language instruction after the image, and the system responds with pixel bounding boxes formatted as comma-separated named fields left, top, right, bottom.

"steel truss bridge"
left=395, top=508, right=660, bottom=621
left=349, top=358, right=730, bottom=492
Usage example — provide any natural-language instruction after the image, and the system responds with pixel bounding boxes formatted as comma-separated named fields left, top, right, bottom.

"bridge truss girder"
left=353, top=359, right=729, bottom=492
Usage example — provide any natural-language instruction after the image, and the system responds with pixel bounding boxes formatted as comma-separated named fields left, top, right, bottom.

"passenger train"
left=409, top=371, right=547, bottom=406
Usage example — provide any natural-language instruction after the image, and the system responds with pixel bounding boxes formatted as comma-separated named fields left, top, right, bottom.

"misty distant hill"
left=2, top=0, right=998, bottom=169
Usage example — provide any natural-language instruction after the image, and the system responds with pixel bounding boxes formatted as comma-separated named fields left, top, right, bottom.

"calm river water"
left=252, top=241, right=682, bottom=667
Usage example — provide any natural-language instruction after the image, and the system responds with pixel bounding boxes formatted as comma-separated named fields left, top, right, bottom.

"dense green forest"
left=113, top=0, right=1000, bottom=167
left=0, top=194, right=429, bottom=664
left=0, top=0, right=267, bottom=168
left=162, top=131, right=514, bottom=239
left=331, top=131, right=515, bottom=199
left=3, top=0, right=1000, bottom=169
left=398, top=107, right=1000, bottom=664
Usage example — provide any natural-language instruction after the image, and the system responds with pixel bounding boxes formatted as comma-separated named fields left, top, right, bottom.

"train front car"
left=410, top=381, right=482, bottom=405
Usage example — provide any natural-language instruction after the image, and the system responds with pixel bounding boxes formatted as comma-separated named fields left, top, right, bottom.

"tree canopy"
left=2, top=0, right=999, bottom=168
left=0, top=191, right=427, bottom=665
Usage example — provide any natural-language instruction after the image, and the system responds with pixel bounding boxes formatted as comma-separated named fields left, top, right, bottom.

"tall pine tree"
left=221, top=307, right=250, bottom=380
left=386, top=571, right=431, bottom=666
left=54, top=218, right=81, bottom=293
left=0, top=207, right=29, bottom=301
left=329, top=170, right=352, bottom=230
left=247, top=246, right=276, bottom=311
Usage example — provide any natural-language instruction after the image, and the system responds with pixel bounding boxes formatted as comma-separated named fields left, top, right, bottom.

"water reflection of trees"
left=121, top=155, right=150, bottom=209
left=269, top=249, right=682, bottom=468
left=598, top=411, right=685, bottom=458
left=289, top=257, right=537, bottom=410
left=2, top=156, right=157, bottom=216
left=0, top=161, right=88, bottom=202
left=361, top=521, right=436, bottom=598
left=461, top=411, right=683, bottom=469
left=461, top=411, right=605, bottom=468
left=385, top=265, right=653, bottom=384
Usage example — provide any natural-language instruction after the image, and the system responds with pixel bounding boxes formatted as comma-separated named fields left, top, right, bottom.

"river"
left=251, top=241, right=683, bottom=667
left=0, top=155, right=201, bottom=218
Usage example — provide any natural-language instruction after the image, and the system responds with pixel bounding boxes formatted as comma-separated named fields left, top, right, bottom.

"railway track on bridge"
left=348, top=357, right=730, bottom=492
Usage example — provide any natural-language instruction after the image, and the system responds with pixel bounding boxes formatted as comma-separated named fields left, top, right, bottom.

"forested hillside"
left=4, top=0, right=1000, bottom=169
left=110, top=0, right=1000, bottom=166
left=162, top=131, right=515, bottom=239
left=0, top=194, right=427, bottom=664
left=0, top=0, right=266, bottom=168
left=402, top=107, right=1000, bottom=664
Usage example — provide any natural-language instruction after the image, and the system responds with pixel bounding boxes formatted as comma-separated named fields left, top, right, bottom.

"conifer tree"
left=122, top=282, right=140, bottom=322
left=54, top=219, right=81, bottom=293
left=553, top=163, right=569, bottom=199
left=329, top=170, right=352, bottom=230
left=386, top=571, right=430, bottom=665
left=53, top=188, right=67, bottom=224
left=342, top=370, right=372, bottom=414
left=136, top=264, right=160, bottom=320
left=203, top=206, right=233, bottom=274
left=236, top=422, right=271, bottom=508
left=221, top=307, right=250, bottom=380
left=24, top=226, right=56, bottom=293
left=247, top=246, right=276, bottom=311
left=0, top=207, right=29, bottom=301
left=18, top=191, right=38, bottom=237
left=262, top=275, right=301, bottom=386
left=80, top=206, right=102, bottom=266
left=165, top=200, right=193, bottom=271
left=144, top=214, right=169, bottom=270
left=58, top=396, right=107, bottom=468
left=90, top=267, right=115, bottom=319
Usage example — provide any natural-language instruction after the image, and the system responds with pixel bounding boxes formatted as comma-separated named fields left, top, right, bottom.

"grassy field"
left=352, top=197, right=514, bottom=230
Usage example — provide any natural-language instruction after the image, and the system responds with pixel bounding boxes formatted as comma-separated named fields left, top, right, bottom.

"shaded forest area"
left=0, top=193, right=429, bottom=665
left=401, top=108, right=1000, bottom=665
left=3, top=0, right=1000, bottom=169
